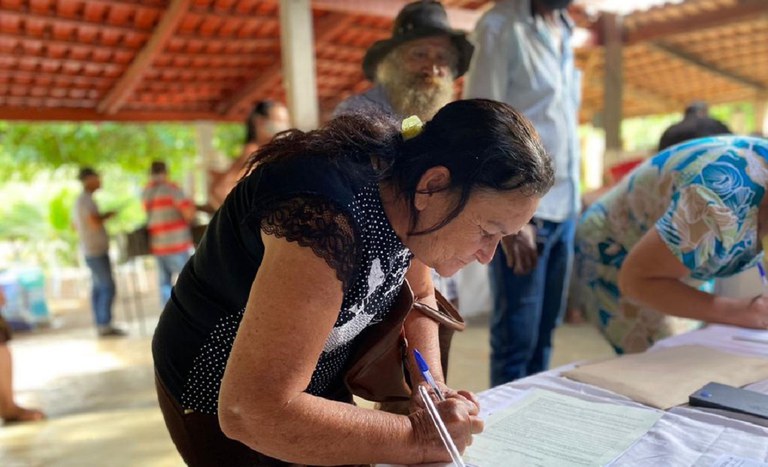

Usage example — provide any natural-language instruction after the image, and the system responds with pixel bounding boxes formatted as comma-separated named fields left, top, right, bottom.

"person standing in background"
left=72, top=167, right=125, bottom=338
left=334, top=0, right=474, bottom=315
left=464, top=0, right=581, bottom=385
left=142, top=161, right=196, bottom=306
left=207, top=101, right=290, bottom=210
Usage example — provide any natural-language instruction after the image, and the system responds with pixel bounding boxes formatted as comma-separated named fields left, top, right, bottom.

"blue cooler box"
left=0, top=267, right=50, bottom=331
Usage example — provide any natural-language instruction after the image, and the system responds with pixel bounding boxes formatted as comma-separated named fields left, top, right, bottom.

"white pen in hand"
left=418, top=385, right=466, bottom=467
left=413, top=348, right=445, bottom=401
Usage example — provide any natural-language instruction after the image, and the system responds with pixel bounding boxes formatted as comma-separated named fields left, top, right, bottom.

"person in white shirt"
left=464, top=0, right=581, bottom=385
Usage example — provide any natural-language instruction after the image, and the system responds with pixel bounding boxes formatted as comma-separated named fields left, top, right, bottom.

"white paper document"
left=463, top=389, right=663, bottom=467
left=711, top=454, right=768, bottom=467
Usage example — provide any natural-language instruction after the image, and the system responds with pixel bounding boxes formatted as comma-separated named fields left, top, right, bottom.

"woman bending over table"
left=152, top=99, right=554, bottom=466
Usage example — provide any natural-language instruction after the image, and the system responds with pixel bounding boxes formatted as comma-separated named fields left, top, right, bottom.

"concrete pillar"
left=279, top=0, right=319, bottom=130
left=195, top=121, right=222, bottom=205
left=602, top=13, right=623, bottom=168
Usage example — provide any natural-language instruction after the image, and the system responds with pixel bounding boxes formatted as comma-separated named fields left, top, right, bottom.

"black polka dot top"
left=152, top=154, right=413, bottom=414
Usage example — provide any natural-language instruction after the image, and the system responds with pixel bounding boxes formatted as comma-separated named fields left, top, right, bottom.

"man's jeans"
left=84, top=254, right=116, bottom=327
left=156, top=250, right=191, bottom=305
left=488, top=217, right=576, bottom=386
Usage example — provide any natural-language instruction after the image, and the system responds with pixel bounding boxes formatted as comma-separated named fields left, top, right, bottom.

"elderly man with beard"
left=334, top=1, right=471, bottom=124
left=335, top=0, right=472, bottom=313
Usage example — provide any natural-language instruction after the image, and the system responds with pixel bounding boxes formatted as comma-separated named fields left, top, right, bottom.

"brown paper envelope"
left=562, top=345, right=768, bottom=409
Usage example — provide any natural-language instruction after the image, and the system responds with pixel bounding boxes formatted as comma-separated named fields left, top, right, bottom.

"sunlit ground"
left=0, top=265, right=612, bottom=466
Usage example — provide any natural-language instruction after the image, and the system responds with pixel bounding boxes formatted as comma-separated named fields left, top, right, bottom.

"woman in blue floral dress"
left=575, top=136, right=768, bottom=353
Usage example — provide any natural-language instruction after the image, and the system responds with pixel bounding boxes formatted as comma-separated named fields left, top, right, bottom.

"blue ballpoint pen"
left=758, top=262, right=768, bottom=288
left=413, top=348, right=445, bottom=401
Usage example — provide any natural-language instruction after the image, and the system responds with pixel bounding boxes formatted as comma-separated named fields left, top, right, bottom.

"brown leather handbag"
left=343, top=280, right=465, bottom=402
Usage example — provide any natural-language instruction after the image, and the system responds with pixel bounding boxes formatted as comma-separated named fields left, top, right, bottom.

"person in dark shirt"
left=152, top=99, right=554, bottom=466
left=658, top=101, right=731, bottom=151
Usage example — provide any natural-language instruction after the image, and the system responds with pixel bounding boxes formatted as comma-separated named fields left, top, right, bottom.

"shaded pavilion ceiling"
left=0, top=0, right=766, bottom=123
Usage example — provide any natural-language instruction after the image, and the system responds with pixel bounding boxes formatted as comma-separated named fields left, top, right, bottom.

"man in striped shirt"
left=142, top=161, right=196, bottom=305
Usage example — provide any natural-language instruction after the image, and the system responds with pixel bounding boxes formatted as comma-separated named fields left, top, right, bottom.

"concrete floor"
left=0, top=274, right=614, bottom=466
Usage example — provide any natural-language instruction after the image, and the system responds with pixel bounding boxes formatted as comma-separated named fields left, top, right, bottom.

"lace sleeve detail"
left=257, top=195, right=359, bottom=289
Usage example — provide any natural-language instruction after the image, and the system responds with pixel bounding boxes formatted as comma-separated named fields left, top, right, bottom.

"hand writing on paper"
left=409, top=381, right=480, bottom=416
left=738, top=295, right=768, bottom=329
left=409, top=396, right=484, bottom=463
left=500, top=224, right=537, bottom=275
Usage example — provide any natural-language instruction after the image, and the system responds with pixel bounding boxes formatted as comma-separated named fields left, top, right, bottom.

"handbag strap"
left=412, top=289, right=466, bottom=332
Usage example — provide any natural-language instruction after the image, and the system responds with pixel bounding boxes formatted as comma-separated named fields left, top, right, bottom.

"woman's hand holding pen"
left=408, top=394, right=484, bottom=463
left=739, top=295, right=768, bottom=329
left=409, top=381, right=480, bottom=415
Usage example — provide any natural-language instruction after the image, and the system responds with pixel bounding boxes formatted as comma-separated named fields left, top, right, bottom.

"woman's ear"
left=413, top=166, right=451, bottom=211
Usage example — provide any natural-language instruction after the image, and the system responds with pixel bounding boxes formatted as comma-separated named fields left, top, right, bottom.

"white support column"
left=280, top=0, right=319, bottom=130
left=603, top=13, right=623, bottom=168
left=195, top=121, right=222, bottom=205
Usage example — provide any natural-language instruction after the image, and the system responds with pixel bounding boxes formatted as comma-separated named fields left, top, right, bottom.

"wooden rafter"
left=649, top=42, right=766, bottom=92
left=97, top=0, right=191, bottom=115
left=217, top=12, right=354, bottom=116
left=582, top=64, right=683, bottom=117
left=580, top=45, right=683, bottom=116
left=625, top=0, right=768, bottom=44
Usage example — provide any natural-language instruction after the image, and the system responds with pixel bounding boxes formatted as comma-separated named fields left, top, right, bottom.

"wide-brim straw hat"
left=362, top=1, right=474, bottom=81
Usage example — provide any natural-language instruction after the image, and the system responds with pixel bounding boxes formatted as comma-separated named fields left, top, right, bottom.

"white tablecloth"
left=380, top=325, right=768, bottom=467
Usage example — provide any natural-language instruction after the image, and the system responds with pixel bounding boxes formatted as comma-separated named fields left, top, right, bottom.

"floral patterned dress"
left=575, top=136, right=768, bottom=353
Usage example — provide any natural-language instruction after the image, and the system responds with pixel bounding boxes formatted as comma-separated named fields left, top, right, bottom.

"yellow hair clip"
left=401, top=115, right=424, bottom=140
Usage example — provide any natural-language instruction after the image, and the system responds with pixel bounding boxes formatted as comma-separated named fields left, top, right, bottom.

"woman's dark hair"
left=244, top=100, right=275, bottom=144
left=244, top=98, right=553, bottom=235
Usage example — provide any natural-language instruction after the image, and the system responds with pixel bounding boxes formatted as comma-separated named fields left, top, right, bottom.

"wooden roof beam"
left=217, top=12, right=353, bottom=116
left=215, top=66, right=282, bottom=115
left=585, top=72, right=683, bottom=116
left=311, top=0, right=482, bottom=31
left=626, top=0, right=768, bottom=44
left=649, top=42, right=766, bottom=92
left=97, top=0, right=191, bottom=115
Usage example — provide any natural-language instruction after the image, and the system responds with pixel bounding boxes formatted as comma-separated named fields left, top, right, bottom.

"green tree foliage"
left=0, top=121, right=242, bottom=181
left=0, top=199, right=48, bottom=240
left=0, top=121, right=242, bottom=267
